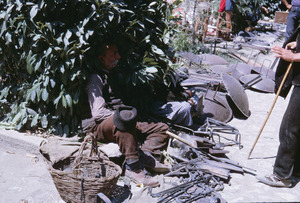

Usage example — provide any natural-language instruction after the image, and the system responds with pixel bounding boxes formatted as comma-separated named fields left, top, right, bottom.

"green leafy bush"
left=0, top=0, right=174, bottom=136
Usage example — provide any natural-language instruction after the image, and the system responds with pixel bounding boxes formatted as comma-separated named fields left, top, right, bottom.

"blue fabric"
left=225, top=0, right=233, bottom=11
left=151, top=101, right=193, bottom=126
left=292, top=0, right=300, bottom=6
left=285, top=6, right=300, bottom=40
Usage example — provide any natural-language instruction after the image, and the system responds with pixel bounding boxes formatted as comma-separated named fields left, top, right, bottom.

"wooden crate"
left=275, top=11, right=289, bottom=24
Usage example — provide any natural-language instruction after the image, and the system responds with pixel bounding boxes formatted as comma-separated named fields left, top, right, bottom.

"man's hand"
left=272, top=46, right=300, bottom=62
left=188, top=94, right=199, bottom=111
left=186, top=90, right=194, bottom=106
left=185, top=90, right=193, bottom=98
left=261, top=6, right=268, bottom=14
left=281, top=0, right=292, bottom=10
left=286, top=41, right=297, bottom=50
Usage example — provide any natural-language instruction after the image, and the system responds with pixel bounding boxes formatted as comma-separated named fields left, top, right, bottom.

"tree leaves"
left=41, top=88, right=48, bottom=102
left=29, top=5, right=38, bottom=20
left=0, top=0, right=173, bottom=136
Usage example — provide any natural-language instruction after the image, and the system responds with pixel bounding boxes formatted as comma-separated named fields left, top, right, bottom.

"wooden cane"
left=248, top=62, right=293, bottom=159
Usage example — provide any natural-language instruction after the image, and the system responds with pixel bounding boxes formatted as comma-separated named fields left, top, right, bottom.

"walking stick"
left=248, top=62, right=293, bottom=159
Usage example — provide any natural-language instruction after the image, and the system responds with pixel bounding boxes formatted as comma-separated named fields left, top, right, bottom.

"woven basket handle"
left=73, top=132, right=98, bottom=169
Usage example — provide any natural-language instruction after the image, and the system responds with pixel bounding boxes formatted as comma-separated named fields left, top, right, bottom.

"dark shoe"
left=256, top=174, right=292, bottom=188
left=125, top=169, right=159, bottom=187
left=125, top=159, right=143, bottom=172
left=147, top=161, right=170, bottom=173
left=139, top=151, right=170, bottom=173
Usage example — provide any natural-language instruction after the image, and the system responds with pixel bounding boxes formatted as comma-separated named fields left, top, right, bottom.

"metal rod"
left=270, top=57, right=279, bottom=70
left=213, top=83, right=220, bottom=100
left=262, top=59, right=271, bottom=75
left=248, top=62, right=293, bottom=159
left=253, top=51, right=260, bottom=68
left=247, top=50, right=254, bottom=65
left=243, top=75, right=262, bottom=89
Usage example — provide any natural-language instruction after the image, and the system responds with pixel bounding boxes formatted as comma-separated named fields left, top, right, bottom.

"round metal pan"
left=178, top=52, right=202, bottom=64
left=181, top=78, right=208, bottom=87
left=230, top=63, right=253, bottom=75
left=221, top=73, right=250, bottom=118
left=209, top=65, right=233, bottom=75
left=198, top=54, right=229, bottom=65
left=239, top=74, right=275, bottom=93
left=194, top=87, right=233, bottom=123
left=251, top=66, right=275, bottom=81
left=228, top=64, right=246, bottom=80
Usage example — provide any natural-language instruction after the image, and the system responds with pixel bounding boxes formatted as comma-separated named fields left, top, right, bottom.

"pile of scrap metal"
left=232, top=23, right=283, bottom=52
left=164, top=130, right=254, bottom=179
left=150, top=119, right=255, bottom=203
left=176, top=49, right=278, bottom=124
left=149, top=170, right=225, bottom=203
left=168, top=117, right=242, bottom=150
left=165, top=117, right=251, bottom=177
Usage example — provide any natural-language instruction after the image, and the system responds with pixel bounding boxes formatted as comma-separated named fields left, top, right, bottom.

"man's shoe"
left=256, top=174, right=292, bottom=188
left=125, top=169, right=159, bottom=187
left=147, top=161, right=170, bottom=173
left=139, top=151, right=170, bottom=173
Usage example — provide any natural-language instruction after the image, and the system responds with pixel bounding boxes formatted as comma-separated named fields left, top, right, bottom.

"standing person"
left=81, top=41, right=170, bottom=187
left=225, top=0, right=234, bottom=33
left=216, top=0, right=226, bottom=31
left=256, top=26, right=300, bottom=187
left=281, top=0, right=300, bottom=40
left=216, top=0, right=233, bottom=40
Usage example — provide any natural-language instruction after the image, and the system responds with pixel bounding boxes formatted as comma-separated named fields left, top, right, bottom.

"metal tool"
left=228, top=64, right=244, bottom=80
left=221, top=72, right=251, bottom=118
left=199, top=118, right=242, bottom=149
left=178, top=51, right=202, bottom=65
left=231, top=62, right=253, bottom=75
left=209, top=64, right=234, bottom=75
left=197, top=53, right=229, bottom=65
left=242, top=74, right=263, bottom=90
left=166, top=131, right=197, bottom=148
left=239, top=74, right=275, bottom=93
left=199, top=85, right=233, bottom=123
left=149, top=172, right=223, bottom=203
left=251, top=58, right=277, bottom=81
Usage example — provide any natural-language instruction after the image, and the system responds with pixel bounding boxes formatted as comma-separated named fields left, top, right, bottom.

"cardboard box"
left=275, top=11, right=289, bottom=24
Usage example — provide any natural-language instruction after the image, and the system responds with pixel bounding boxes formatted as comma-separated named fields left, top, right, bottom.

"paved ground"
left=219, top=89, right=300, bottom=202
left=0, top=130, right=63, bottom=203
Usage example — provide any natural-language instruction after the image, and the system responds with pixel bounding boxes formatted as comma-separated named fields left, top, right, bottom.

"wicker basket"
left=45, top=133, right=122, bottom=203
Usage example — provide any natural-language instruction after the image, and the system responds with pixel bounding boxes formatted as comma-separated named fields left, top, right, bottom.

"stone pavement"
left=0, top=130, right=63, bottom=203
left=218, top=89, right=300, bottom=202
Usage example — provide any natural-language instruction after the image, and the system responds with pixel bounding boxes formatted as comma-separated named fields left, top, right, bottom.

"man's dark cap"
left=113, top=105, right=137, bottom=132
